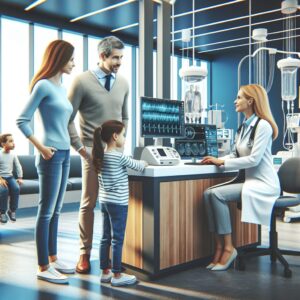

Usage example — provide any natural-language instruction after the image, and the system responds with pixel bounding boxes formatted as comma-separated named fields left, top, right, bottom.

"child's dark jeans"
left=0, top=176, right=20, bottom=213
left=99, top=202, right=128, bottom=273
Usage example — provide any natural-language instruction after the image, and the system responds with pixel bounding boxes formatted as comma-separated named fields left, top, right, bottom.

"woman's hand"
left=201, top=156, right=224, bottom=166
left=27, top=136, right=56, bottom=161
left=40, top=146, right=56, bottom=160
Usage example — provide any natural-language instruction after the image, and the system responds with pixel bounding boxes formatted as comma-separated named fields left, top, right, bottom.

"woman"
left=202, top=84, right=280, bottom=271
left=17, top=40, right=75, bottom=284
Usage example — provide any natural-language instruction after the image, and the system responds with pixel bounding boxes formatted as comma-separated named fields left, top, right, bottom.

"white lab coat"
left=223, top=116, right=280, bottom=226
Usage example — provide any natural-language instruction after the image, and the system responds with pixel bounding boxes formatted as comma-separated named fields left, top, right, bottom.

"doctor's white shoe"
left=37, top=266, right=68, bottom=284
left=206, top=263, right=216, bottom=270
left=211, top=248, right=238, bottom=271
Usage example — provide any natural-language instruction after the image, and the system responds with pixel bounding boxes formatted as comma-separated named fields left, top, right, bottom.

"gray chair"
left=237, top=157, right=300, bottom=278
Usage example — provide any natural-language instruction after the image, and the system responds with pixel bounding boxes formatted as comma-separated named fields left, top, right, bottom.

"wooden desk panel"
left=159, top=178, right=258, bottom=270
left=122, top=181, right=143, bottom=269
left=124, top=174, right=259, bottom=275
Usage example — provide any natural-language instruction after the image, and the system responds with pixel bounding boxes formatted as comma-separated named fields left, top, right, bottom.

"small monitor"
left=141, top=97, right=185, bottom=138
left=174, top=124, right=218, bottom=161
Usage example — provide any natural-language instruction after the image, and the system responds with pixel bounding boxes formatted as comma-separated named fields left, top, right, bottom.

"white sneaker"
left=50, top=259, right=75, bottom=274
left=111, top=273, right=137, bottom=287
left=100, top=270, right=113, bottom=283
left=37, top=266, right=68, bottom=284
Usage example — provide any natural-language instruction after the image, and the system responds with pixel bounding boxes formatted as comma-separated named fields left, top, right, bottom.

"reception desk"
left=122, top=163, right=259, bottom=277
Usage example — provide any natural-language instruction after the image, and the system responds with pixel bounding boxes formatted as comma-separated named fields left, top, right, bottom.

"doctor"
left=201, top=84, right=280, bottom=271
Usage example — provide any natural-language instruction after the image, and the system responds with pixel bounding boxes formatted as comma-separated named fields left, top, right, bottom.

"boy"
left=0, top=134, right=23, bottom=224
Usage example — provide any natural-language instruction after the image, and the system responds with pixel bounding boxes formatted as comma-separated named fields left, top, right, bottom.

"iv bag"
left=281, top=66, right=298, bottom=101
left=277, top=57, right=300, bottom=101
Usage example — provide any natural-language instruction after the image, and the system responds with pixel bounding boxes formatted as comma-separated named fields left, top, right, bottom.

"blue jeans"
left=35, top=150, right=70, bottom=266
left=99, top=202, right=128, bottom=273
left=0, top=177, right=20, bottom=213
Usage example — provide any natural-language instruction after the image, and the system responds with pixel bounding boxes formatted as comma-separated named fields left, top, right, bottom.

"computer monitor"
left=141, top=97, right=185, bottom=138
left=174, top=124, right=218, bottom=162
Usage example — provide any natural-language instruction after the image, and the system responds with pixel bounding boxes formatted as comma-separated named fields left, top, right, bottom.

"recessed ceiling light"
left=70, top=0, right=136, bottom=23
left=24, top=0, right=47, bottom=11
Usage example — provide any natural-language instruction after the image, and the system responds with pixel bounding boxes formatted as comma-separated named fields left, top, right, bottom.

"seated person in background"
left=202, top=84, right=280, bottom=271
left=0, top=133, right=23, bottom=224
left=92, top=120, right=147, bottom=287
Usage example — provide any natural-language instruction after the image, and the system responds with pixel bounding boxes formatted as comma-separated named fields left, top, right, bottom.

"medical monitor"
left=141, top=97, right=185, bottom=138
left=174, top=124, right=218, bottom=161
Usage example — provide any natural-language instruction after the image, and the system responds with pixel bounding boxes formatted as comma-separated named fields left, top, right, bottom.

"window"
left=118, top=45, right=132, bottom=155
left=88, top=36, right=100, bottom=70
left=1, top=18, right=29, bottom=154
left=62, top=31, right=83, bottom=90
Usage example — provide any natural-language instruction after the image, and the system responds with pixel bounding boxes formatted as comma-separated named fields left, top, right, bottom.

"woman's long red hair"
left=29, top=40, right=74, bottom=92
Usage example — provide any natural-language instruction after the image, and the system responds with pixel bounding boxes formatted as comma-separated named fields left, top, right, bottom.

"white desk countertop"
left=128, top=161, right=234, bottom=178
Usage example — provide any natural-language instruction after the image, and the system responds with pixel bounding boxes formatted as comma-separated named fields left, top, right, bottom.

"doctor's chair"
left=236, top=157, right=300, bottom=278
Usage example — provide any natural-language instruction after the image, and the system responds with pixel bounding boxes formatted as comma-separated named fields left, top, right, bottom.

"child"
left=0, top=133, right=23, bottom=224
left=92, top=120, right=148, bottom=287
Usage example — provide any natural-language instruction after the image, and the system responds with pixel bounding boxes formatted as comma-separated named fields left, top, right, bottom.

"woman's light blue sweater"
left=17, top=79, right=73, bottom=150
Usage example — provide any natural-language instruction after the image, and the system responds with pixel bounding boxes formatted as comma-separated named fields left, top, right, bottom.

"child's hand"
left=17, top=178, right=23, bottom=185
left=0, top=177, right=8, bottom=188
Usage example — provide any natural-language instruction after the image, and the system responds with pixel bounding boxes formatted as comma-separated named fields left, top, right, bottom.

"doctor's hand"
left=201, top=156, right=224, bottom=166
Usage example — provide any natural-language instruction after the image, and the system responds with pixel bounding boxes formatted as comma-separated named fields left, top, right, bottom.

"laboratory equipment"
left=217, top=128, right=234, bottom=157
left=207, top=104, right=228, bottom=129
left=140, top=146, right=181, bottom=166
left=238, top=1, right=300, bottom=151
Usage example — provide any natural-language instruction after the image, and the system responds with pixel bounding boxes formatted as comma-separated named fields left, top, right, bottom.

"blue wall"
left=211, top=48, right=299, bottom=154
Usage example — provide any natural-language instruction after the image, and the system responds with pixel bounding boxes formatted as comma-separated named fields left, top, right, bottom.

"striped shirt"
left=98, top=151, right=146, bottom=205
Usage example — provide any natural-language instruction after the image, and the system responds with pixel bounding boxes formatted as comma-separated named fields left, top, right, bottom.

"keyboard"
left=184, top=161, right=214, bottom=165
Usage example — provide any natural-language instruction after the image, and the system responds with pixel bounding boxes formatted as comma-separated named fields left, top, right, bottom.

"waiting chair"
left=237, top=157, right=300, bottom=278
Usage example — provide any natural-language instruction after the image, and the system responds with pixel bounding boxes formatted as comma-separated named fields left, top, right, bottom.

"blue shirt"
left=244, top=113, right=256, bottom=127
left=92, top=66, right=115, bottom=90
left=241, top=113, right=256, bottom=138
left=17, top=79, right=73, bottom=150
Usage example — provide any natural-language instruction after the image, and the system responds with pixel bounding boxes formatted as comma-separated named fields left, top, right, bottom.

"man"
left=68, top=36, right=129, bottom=273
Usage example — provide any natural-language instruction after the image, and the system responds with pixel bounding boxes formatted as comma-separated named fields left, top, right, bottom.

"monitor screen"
left=141, top=97, right=185, bottom=138
left=157, top=148, right=167, bottom=156
left=174, top=124, right=218, bottom=160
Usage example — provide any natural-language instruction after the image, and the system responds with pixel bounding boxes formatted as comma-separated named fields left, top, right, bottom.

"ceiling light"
left=281, top=0, right=298, bottom=14
left=24, top=0, right=47, bottom=11
left=179, top=66, right=208, bottom=83
left=111, top=23, right=138, bottom=33
left=70, top=0, right=136, bottom=23
left=111, top=0, right=245, bottom=33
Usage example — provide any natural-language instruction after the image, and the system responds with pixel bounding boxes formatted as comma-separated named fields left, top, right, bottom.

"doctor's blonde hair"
left=240, top=84, right=278, bottom=140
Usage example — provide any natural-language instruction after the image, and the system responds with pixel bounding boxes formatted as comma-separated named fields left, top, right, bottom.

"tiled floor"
left=1, top=203, right=300, bottom=300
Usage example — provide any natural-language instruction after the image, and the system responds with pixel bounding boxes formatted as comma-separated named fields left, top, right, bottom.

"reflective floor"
left=1, top=203, right=300, bottom=300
